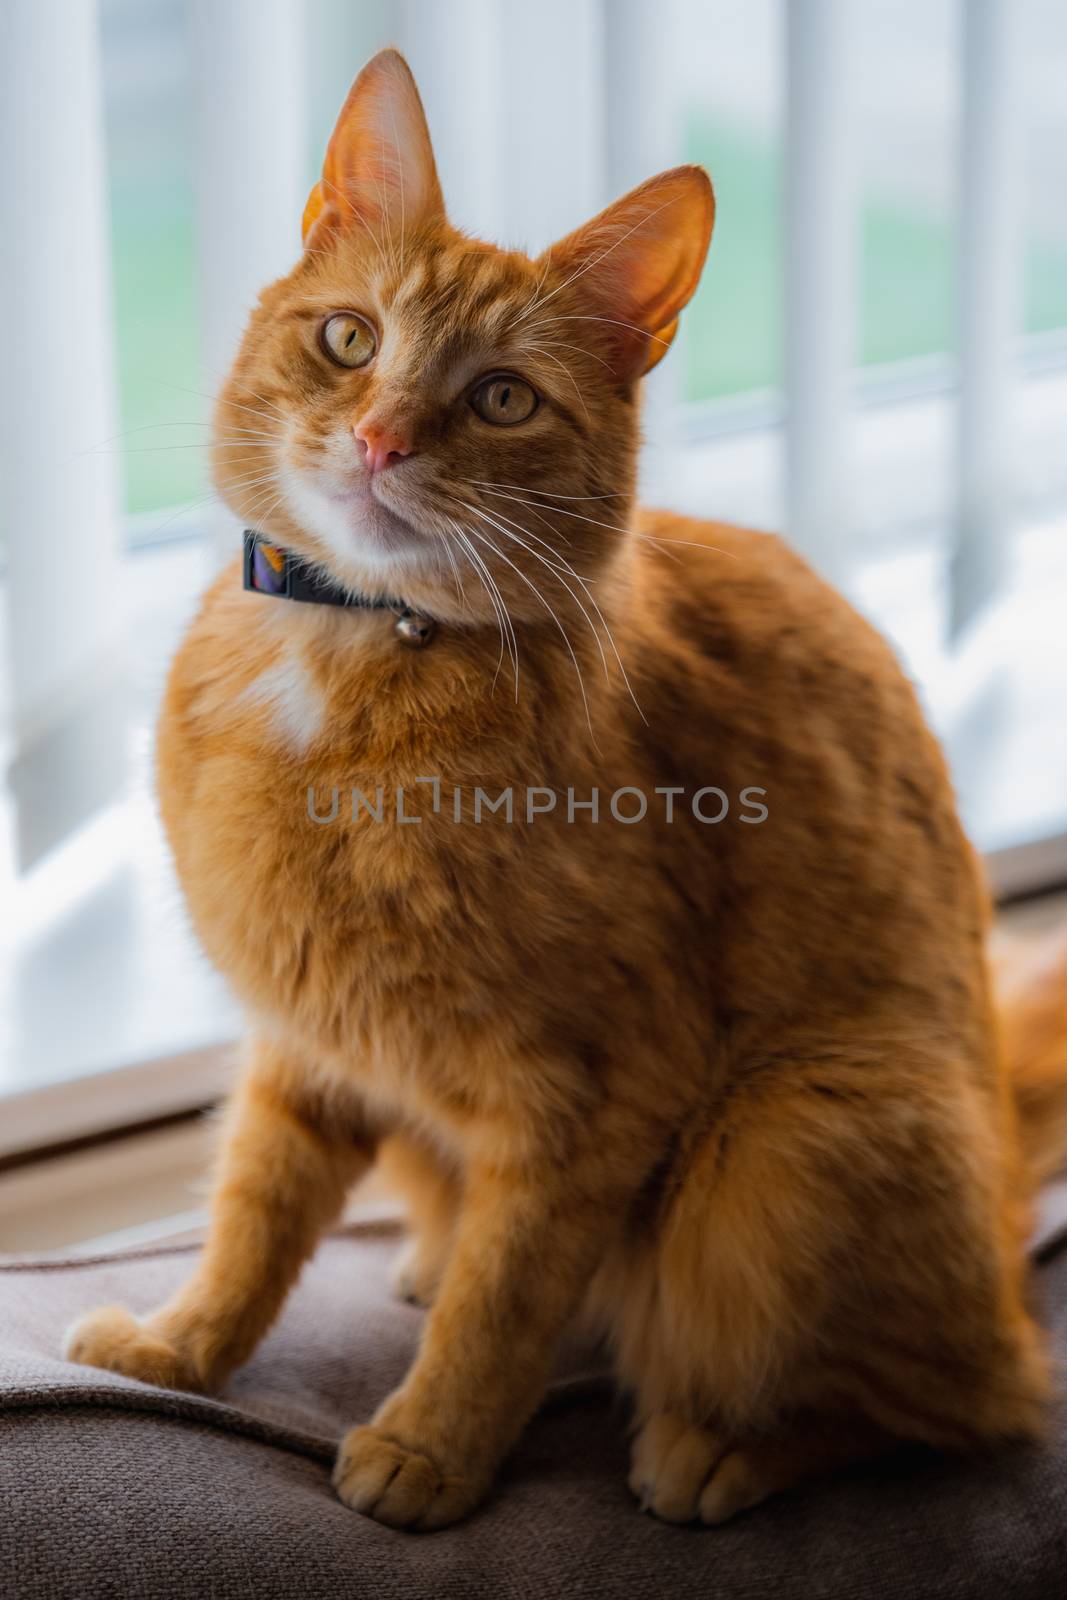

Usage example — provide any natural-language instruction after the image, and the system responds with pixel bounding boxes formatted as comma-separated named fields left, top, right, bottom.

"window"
left=2, top=0, right=1065, bottom=1155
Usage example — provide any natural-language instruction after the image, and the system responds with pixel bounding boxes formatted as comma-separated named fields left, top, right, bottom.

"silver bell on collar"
left=393, top=607, right=436, bottom=648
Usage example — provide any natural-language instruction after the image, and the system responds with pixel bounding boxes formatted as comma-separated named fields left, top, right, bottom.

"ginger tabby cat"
left=67, top=51, right=1067, bottom=1530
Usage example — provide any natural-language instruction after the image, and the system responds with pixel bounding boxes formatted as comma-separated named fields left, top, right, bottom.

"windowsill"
left=0, top=1112, right=403, bottom=1254
left=0, top=1043, right=233, bottom=1163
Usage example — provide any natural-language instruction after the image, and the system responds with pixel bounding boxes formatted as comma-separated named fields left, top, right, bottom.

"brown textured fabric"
left=2, top=1217, right=1067, bottom=1599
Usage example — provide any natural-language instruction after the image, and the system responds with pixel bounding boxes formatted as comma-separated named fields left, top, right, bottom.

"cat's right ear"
left=302, top=50, right=444, bottom=251
left=540, top=166, right=714, bottom=380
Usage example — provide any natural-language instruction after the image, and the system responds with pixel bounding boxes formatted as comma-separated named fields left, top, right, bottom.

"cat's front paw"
left=64, top=1306, right=201, bottom=1392
left=628, top=1410, right=774, bottom=1524
left=629, top=1410, right=733, bottom=1523
left=333, top=1424, right=486, bottom=1530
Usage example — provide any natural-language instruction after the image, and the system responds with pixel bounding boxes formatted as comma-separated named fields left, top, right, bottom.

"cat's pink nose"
left=352, top=418, right=414, bottom=474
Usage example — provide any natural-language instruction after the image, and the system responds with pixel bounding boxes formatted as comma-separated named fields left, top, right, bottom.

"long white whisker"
left=461, top=501, right=645, bottom=724
left=470, top=485, right=575, bottom=553
left=152, top=377, right=288, bottom=428
left=81, top=420, right=249, bottom=455
left=217, top=460, right=281, bottom=483
left=481, top=504, right=646, bottom=723
left=461, top=498, right=585, bottom=575
left=240, top=484, right=288, bottom=529
left=470, top=486, right=739, bottom=560
left=94, top=440, right=277, bottom=456
left=518, top=342, right=589, bottom=421
left=138, top=490, right=225, bottom=541
left=469, top=486, right=635, bottom=539
left=437, top=526, right=466, bottom=608
left=510, top=194, right=680, bottom=328
left=448, top=519, right=517, bottom=695
left=452, top=518, right=520, bottom=690
left=466, top=479, right=625, bottom=503
left=465, top=524, right=597, bottom=743
left=207, top=429, right=278, bottom=442
left=523, top=312, right=670, bottom=348
left=193, top=368, right=292, bottom=424
left=239, top=476, right=285, bottom=511
left=524, top=334, right=615, bottom=374
left=454, top=536, right=509, bottom=694
left=452, top=530, right=508, bottom=688
left=512, top=249, right=555, bottom=325
left=387, top=95, right=406, bottom=279
left=317, top=173, right=392, bottom=272
left=463, top=502, right=610, bottom=682
left=219, top=471, right=284, bottom=497
left=371, top=129, right=397, bottom=277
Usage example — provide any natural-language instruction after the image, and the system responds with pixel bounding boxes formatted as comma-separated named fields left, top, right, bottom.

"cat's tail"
left=998, top=924, right=1067, bottom=1185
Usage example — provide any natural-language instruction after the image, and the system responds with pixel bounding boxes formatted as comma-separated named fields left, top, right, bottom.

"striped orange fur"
left=66, top=49, right=1067, bottom=1531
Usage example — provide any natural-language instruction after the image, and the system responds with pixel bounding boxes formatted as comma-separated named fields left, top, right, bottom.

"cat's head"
left=215, top=49, right=713, bottom=624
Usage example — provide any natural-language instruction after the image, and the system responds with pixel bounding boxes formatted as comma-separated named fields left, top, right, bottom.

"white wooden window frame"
left=1, top=0, right=1065, bottom=1159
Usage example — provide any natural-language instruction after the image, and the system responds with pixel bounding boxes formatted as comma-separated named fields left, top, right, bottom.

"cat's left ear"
left=541, top=166, right=714, bottom=379
left=302, top=49, right=444, bottom=249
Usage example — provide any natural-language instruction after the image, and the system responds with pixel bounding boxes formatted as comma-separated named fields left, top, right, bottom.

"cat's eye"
left=469, top=374, right=538, bottom=427
left=320, top=312, right=377, bottom=369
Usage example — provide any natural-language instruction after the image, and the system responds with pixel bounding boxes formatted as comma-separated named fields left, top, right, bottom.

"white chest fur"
left=240, top=647, right=325, bottom=754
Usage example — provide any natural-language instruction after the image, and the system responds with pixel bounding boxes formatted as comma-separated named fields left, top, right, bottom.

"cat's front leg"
left=333, top=1140, right=624, bottom=1530
left=65, top=1035, right=373, bottom=1391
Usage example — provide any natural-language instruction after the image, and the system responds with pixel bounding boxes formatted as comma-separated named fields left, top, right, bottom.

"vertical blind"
left=0, top=0, right=1031, bottom=868
left=0, top=0, right=126, bottom=870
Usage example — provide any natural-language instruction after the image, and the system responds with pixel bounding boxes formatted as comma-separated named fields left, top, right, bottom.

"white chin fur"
left=280, top=465, right=430, bottom=592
